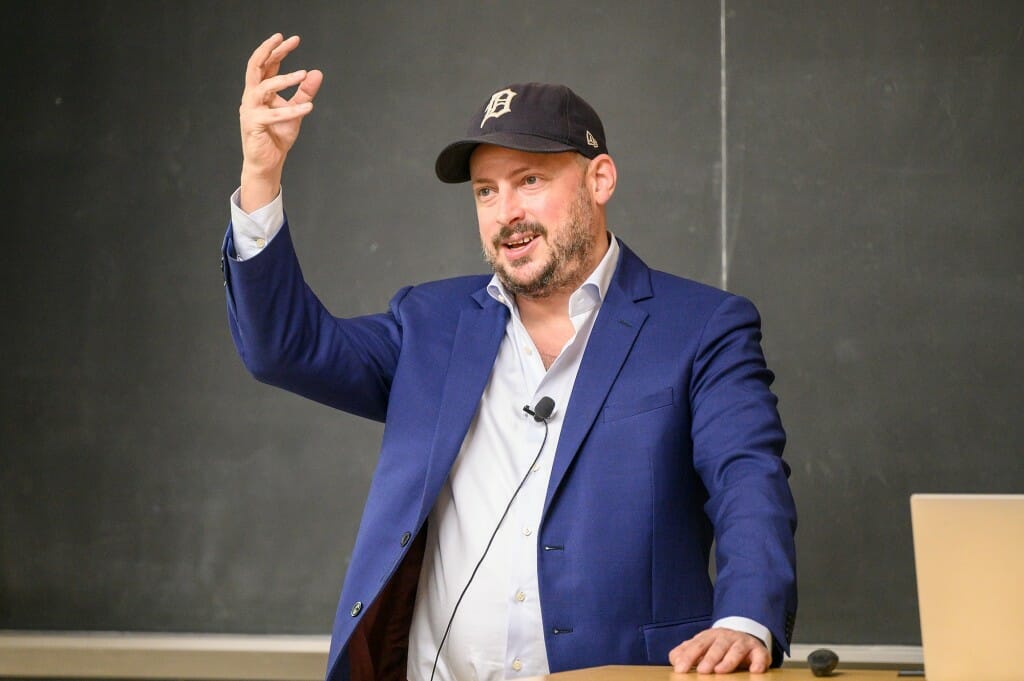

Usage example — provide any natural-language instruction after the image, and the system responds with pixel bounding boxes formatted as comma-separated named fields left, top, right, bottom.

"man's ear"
left=587, top=154, right=617, bottom=206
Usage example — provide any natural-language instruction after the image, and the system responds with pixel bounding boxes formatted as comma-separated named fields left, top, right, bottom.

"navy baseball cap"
left=435, top=82, right=608, bottom=183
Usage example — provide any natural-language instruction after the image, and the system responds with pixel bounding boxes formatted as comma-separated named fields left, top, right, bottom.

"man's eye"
left=477, top=187, right=493, bottom=198
left=524, top=176, right=538, bottom=185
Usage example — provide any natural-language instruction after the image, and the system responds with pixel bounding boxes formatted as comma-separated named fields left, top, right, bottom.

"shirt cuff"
left=229, top=186, right=285, bottom=261
left=712, top=616, right=773, bottom=665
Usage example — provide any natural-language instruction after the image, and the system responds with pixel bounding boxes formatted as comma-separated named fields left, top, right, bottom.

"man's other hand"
left=668, top=627, right=770, bottom=674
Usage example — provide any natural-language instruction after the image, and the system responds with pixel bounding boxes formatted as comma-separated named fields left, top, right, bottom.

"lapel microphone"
left=523, top=395, right=555, bottom=422
left=428, top=397, right=555, bottom=681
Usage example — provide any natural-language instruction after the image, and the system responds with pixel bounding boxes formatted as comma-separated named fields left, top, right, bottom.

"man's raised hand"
left=238, top=33, right=323, bottom=212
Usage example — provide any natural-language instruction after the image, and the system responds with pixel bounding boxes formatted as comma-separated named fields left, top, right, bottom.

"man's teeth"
left=507, top=236, right=535, bottom=247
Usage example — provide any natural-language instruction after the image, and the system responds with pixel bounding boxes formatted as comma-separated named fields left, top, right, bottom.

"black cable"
left=427, top=409, right=551, bottom=681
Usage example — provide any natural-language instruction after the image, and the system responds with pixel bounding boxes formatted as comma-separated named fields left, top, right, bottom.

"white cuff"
left=229, top=186, right=285, bottom=261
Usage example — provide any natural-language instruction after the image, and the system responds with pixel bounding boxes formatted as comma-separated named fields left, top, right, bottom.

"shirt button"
left=400, top=531, right=411, bottom=547
left=515, top=591, right=526, bottom=602
left=254, top=237, right=266, bottom=249
left=532, top=464, right=540, bottom=473
left=349, top=601, right=362, bottom=617
left=511, top=659, right=523, bottom=672
left=523, top=346, right=533, bottom=355
left=522, top=527, right=532, bottom=536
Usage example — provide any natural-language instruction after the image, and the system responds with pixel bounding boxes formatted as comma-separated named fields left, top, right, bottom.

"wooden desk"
left=521, top=666, right=911, bottom=680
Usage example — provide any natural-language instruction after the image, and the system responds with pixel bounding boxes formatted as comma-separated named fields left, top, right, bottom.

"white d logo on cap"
left=480, top=88, right=517, bottom=128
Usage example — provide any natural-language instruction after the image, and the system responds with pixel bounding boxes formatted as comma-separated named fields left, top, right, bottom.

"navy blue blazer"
left=223, top=223, right=797, bottom=680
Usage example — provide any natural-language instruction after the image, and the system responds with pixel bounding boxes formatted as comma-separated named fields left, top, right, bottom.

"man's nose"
left=497, top=190, right=525, bottom=226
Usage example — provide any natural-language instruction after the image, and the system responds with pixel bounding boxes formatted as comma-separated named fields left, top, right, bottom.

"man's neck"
left=515, top=289, right=574, bottom=328
left=515, top=292, right=577, bottom=370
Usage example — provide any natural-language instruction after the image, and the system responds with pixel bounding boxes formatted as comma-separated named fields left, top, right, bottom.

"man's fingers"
left=746, top=646, right=770, bottom=674
left=669, top=628, right=770, bottom=674
left=695, top=637, right=731, bottom=674
left=245, top=33, right=283, bottom=88
left=242, top=102, right=314, bottom=127
left=243, top=70, right=309, bottom=107
left=711, top=639, right=769, bottom=674
left=263, top=34, right=301, bottom=79
left=713, top=643, right=746, bottom=673
left=669, top=638, right=706, bottom=673
left=244, top=33, right=300, bottom=88
left=289, top=69, right=323, bottom=106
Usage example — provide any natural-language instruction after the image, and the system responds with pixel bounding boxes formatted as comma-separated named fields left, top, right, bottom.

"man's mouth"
left=504, top=234, right=537, bottom=251
left=493, top=224, right=547, bottom=260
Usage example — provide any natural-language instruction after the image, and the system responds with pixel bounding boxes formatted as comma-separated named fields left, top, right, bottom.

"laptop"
left=910, top=494, right=1024, bottom=681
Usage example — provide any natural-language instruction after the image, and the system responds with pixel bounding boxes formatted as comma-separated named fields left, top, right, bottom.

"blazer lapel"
left=418, top=288, right=508, bottom=519
left=543, top=242, right=652, bottom=515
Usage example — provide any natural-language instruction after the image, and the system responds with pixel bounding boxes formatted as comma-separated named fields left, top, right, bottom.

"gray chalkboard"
left=2, top=1, right=1022, bottom=647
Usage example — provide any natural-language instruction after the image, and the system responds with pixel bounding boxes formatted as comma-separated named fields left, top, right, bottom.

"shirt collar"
left=487, top=232, right=620, bottom=319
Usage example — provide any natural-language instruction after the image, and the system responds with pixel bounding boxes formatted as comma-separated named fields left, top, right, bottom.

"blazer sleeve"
left=222, top=220, right=407, bottom=422
left=689, top=294, right=798, bottom=661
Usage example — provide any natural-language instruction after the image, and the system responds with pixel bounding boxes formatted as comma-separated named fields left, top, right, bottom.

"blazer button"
left=350, top=601, right=362, bottom=617
left=400, top=531, right=411, bottom=547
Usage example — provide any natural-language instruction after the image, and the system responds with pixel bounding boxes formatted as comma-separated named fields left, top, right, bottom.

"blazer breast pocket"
left=602, top=386, right=674, bottom=422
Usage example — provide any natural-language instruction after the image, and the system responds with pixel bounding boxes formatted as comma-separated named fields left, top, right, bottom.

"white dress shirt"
left=406, top=235, right=620, bottom=681
left=228, top=189, right=772, bottom=680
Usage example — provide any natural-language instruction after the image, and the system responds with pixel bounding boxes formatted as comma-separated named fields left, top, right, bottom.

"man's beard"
left=482, top=184, right=597, bottom=299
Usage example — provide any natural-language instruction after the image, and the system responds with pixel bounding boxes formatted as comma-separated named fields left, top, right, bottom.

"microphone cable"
left=427, top=398, right=555, bottom=681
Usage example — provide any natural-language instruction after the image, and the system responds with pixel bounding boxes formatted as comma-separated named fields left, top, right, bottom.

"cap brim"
left=434, top=132, right=577, bottom=183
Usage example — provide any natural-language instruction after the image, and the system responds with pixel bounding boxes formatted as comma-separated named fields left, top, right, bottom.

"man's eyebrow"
left=471, top=165, right=542, bottom=184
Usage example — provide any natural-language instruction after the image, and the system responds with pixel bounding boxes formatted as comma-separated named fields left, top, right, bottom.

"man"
left=224, top=33, right=797, bottom=680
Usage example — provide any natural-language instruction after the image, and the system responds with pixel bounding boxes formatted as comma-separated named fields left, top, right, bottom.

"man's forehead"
left=468, top=144, right=580, bottom=179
